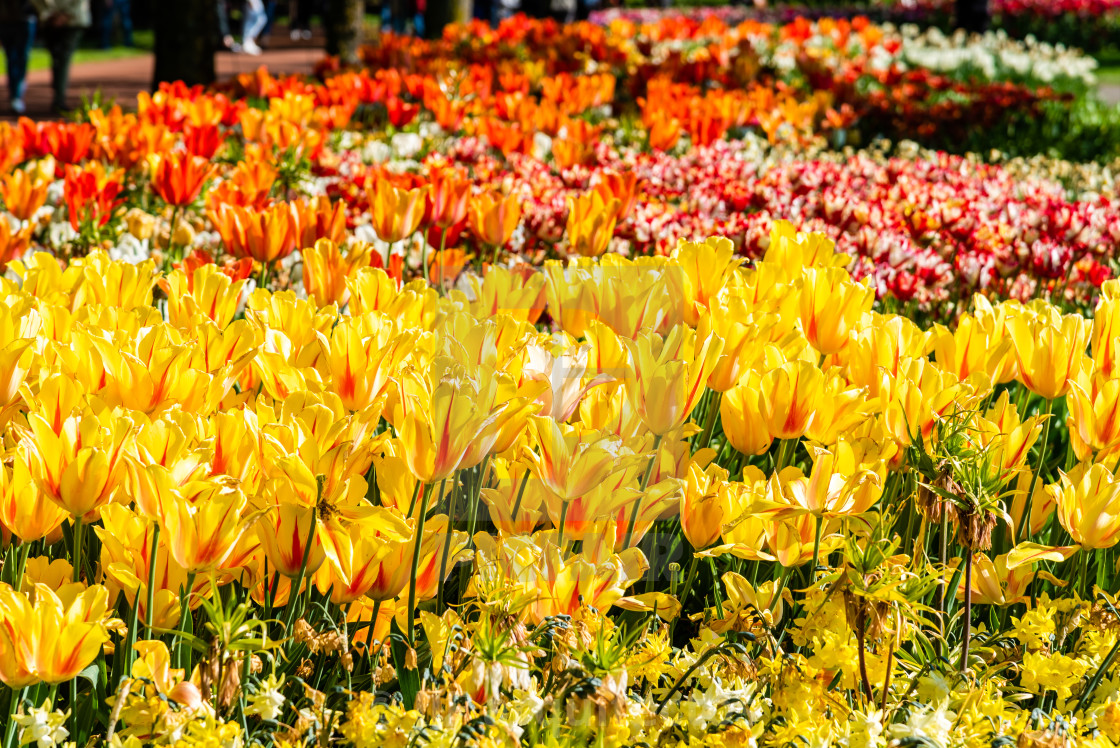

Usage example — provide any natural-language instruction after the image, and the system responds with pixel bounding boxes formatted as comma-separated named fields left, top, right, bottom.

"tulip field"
left=7, top=8, right=1120, bottom=748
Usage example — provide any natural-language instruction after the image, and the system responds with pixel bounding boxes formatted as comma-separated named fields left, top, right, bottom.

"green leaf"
left=76, top=663, right=100, bottom=687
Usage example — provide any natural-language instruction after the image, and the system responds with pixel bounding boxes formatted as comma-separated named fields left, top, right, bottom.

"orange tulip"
left=63, top=164, right=123, bottom=233
left=429, top=248, right=472, bottom=288
left=0, top=220, right=33, bottom=269
left=211, top=202, right=299, bottom=265
left=681, top=463, right=727, bottom=550
left=427, top=167, right=471, bottom=230
left=368, top=180, right=428, bottom=244
left=0, top=169, right=48, bottom=221
left=592, top=170, right=640, bottom=221
left=648, top=115, right=682, bottom=152
left=469, top=190, right=521, bottom=248
left=302, top=238, right=374, bottom=308
left=152, top=151, right=215, bottom=207
left=294, top=195, right=347, bottom=249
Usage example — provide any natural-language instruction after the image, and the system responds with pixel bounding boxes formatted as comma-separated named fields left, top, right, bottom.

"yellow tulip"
left=1092, top=279, right=1120, bottom=379
left=758, top=448, right=881, bottom=520
left=302, top=239, right=374, bottom=309
left=708, top=572, right=785, bottom=633
left=803, top=371, right=873, bottom=445
left=95, top=504, right=192, bottom=630
left=0, top=456, right=68, bottom=544
left=762, top=220, right=849, bottom=275
left=257, top=502, right=326, bottom=578
left=1051, top=462, right=1120, bottom=549
left=565, top=191, right=620, bottom=258
left=542, top=255, right=684, bottom=339
left=22, top=403, right=135, bottom=521
left=479, top=458, right=547, bottom=536
left=0, top=295, right=39, bottom=411
left=757, top=359, right=825, bottom=441
left=681, top=462, right=727, bottom=550
left=882, top=357, right=974, bottom=448
left=697, top=299, right=776, bottom=393
left=841, top=313, right=930, bottom=400
left=958, top=552, right=1033, bottom=607
left=1066, top=370, right=1120, bottom=463
left=672, top=236, right=743, bottom=326
left=161, top=481, right=252, bottom=574
left=527, top=543, right=646, bottom=624
left=720, top=370, right=773, bottom=457
left=314, top=517, right=398, bottom=604
left=797, top=266, right=874, bottom=357
left=766, top=513, right=838, bottom=568
left=526, top=416, right=643, bottom=503
left=0, top=582, right=113, bottom=687
left=968, top=391, right=1043, bottom=485
left=368, top=181, right=428, bottom=245
left=465, top=265, right=546, bottom=325
left=160, top=262, right=249, bottom=329
left=395, top=357, right=508, bottom=483
left=624, top=324, right=724, bottom=437
left=318, top=312, right=415, bottom=413
left=931, top=314, right=1012, bottom=384
left=1007, top=305, right=1090, bottom=401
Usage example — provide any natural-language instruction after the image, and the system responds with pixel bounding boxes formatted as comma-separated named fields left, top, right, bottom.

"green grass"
left=0, top=28, right=152, bottom=75
left=1099, top=64, right=1120, bottom=87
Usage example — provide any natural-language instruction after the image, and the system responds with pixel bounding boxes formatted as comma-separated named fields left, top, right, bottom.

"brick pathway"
left=5, top=33, right=323, bottom=120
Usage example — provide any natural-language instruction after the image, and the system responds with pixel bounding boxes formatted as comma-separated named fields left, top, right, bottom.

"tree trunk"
left=152, top=0, right=217, bottom=88
left=325, top=0, right=366, bottom=64
left=426, top=0, right=473, bottom=38
left=955, top=0, right=989, bottom=33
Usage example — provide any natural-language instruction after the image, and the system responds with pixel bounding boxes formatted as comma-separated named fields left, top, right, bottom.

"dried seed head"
left=953, top=505, right=997, bottom=551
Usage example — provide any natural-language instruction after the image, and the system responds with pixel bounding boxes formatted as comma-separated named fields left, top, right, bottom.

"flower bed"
left=0, top=12, right=1116, bottom=748
left=593, top=0, right=1120, bottom=54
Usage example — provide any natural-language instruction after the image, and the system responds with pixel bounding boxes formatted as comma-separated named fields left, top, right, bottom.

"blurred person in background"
left=218, top=0, right=235, bottom=49
left=288, top=0, right=317, bottom=39
left=257, top=0, right=278, bottom=47
left=99, top=0, right=132, bottom=48
left=31, top=0, right=90, bottom=114
left=0, top=0, right=35, bottom=113
left=241, top=0, right=267, bottom=53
